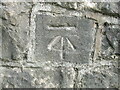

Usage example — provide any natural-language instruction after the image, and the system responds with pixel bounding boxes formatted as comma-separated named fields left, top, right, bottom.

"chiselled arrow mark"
left=47, top=36, right=76, bottom=60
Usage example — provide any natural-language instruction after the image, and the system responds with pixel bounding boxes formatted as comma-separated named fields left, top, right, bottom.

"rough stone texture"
left=0, top=1, right=120, bottom=89
left=35, top=14, right=95, bottom=64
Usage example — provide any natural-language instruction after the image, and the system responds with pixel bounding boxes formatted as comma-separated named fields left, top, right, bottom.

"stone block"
left=101, top=24, right=120, bottom=56
left=35, top=14, right=95, bottom=64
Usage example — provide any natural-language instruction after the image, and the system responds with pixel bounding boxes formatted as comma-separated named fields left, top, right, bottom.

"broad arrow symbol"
left=47, top=36, right=76, bottom=60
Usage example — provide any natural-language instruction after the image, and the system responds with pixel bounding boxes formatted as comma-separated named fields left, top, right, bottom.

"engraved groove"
left=47, top=26, right=77, bottom=31
left=66, top=38, right=76, bottom=51
left=47, top=36, right=76, bottom=60
left=47, top=36, right=61, bottom=51
left=60, top=37, right=64, bottom=60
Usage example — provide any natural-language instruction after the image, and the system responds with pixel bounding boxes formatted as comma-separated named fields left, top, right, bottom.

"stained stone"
left=35, top=14, right=95, bottom=63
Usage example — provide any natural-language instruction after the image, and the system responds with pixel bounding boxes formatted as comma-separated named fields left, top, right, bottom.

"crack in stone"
left=90, top=8, right=120, bottom=18
left=73, top=67, right=78, bottom=88
left=29, top=4, right=35, bottom=26
left=49, top=2, right=77, bottom=11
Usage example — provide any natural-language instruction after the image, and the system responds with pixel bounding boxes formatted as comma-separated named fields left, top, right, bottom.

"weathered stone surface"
left=101, top=24, right=120, bottom=57
left=2, top=68, right=34, bottom=88
left=2, top=26, right=17, bottom=60
left=97, top=2, right=119, bottom=16
left=76, top=60, right=118, bottom=88
left=0, top=1, right=119, bottom=89
left=0, top=67, right=5, bottom=90
left=1, top=66, right=75, bottom=88
left=0, top=19, right=2, bottom=59
left=35, top=14, right=95, bottom=64
left=1, top=2, right=31, bottom=60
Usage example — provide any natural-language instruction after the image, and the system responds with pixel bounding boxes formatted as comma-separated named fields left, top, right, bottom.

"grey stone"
left=97, top=2, right=119, bottom=14
left=1, top=67, right=75, bottom=88
left=76, top=61, right=118, bottom=88
left=0, top=2, right=119, bottom=89
left=0, top=67, right=5, bottom=89
left=2, top=27, right=18, bottom=60
left=2, top=68, right=34, bottom=88
left=1, top=2, right=31, bottom=60
left=35, top=14, right=95, bottom=64
left=101, top=24, right=120, bottom=57
left=0, top=19, right=2, bottom=59
left=51, top=2, right=78, bottom=10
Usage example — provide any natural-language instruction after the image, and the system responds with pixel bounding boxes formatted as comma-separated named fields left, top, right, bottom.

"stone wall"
left=0, top=1, right=120, bottom=89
